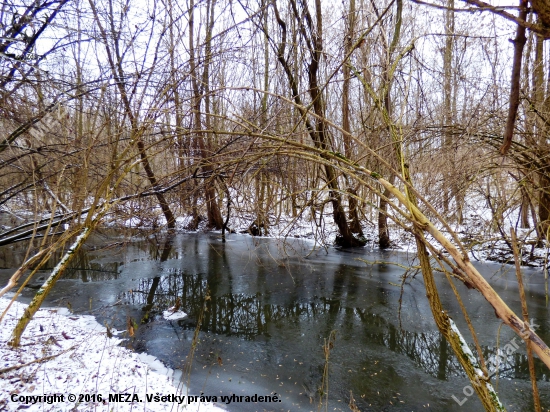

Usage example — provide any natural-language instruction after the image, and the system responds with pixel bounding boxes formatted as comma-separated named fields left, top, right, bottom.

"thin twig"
left=510, top=228, right=541, bottom=412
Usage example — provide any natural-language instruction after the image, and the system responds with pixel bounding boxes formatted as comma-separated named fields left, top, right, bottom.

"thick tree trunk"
left=342, top=0, right=363, bottom=237
left=538, top=169, right=550, bottom=239
left=308, top=0, right=362, bottom=247
left=348, top=187, right=364, bottom=235
left=378, top=202, right=391, bottom=248
left=377, top=0, right=402, bottom=249
left=500, top=0, right=528, bottom=155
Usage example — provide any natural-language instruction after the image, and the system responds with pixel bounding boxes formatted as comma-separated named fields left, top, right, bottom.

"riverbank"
left=168, top=212, right=550, bottom=270
left=0, top=297, right=225, bottom=411
left=96, top=189, right=550, bottom=271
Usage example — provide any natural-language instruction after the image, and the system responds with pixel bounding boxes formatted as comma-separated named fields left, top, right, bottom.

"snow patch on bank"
left=0, top=297, right=225, bottom=411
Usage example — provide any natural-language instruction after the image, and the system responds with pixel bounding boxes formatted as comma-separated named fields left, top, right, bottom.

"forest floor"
left=0, top=297, right=225, bottom=411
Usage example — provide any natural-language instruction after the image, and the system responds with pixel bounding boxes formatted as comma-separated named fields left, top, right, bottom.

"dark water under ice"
left=1, top=231, right=549, bottom=411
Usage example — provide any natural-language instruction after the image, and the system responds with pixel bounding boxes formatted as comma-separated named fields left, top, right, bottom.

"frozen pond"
left=1, top=231, right=549, bottom=411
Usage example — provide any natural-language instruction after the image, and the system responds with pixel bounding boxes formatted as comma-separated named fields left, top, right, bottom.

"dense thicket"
left=0, top=0, right=548, bottom=250
left=0, top=0, right=544, bottom=246
left=2, top=1, right=550, bottom=409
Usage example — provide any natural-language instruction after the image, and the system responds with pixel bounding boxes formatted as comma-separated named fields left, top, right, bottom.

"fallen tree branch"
left=0, top=248, right=50, bottom=299
left=0, top=346, right=76, bottom=374
left=0, top=172, right=202, bottom=247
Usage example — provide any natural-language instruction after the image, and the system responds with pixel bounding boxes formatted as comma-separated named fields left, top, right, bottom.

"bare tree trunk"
left=342, top=0, right=354, bottom=161
left=520, top=185, right=531, bottom=228
left=377, top=0, right=402, bottom=248
left=442, top=0, right=462, bottom=222
left=70, top=2, right=86, bottom=221
left=342, top=0, right=363, bottom=237
left=257, top=0, right=270, bottom=235
left=189, top=0, right=223, bottom=229
left=500, top=0, right=528, bottom=155
left=538, top=172, right=550, bottom=239
left=533, top=26, right=550, bottom=240
left=166, top=0, right=187, bottom=213
left=378, top=174, right=395, bottom=249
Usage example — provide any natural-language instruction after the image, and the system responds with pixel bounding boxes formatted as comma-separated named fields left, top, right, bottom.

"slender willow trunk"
left=252, top=0, right=270, bottom=236
left=534, top=27, right=550, bottom=241
left=189, top=0, right=223, bottom=229
left=520, top=184, right=530, bottom=228
left=71, top=7, right=86, bottom=221
left=342, top=0, right=363, bottom=236
left=261, top=1, right=269, bottom=234
left=376, top=0, right=402, bottom=248
left=167, top=0, right=187, bottom=212
left=443, top=0, right=462, bottom=223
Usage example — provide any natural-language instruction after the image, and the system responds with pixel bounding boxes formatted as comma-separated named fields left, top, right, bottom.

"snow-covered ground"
left=99, top=196, right=550, bottom=271
left=0, top=297, right=225, bottom=412
left=4, top=182, right=550, bottom=270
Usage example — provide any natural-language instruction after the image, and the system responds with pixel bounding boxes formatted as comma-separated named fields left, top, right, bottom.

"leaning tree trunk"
left=88, top=0, right=175, bottom=229
left=270, top=0, right=364, bottom=247
left=9, top=226, right=92, bottom=346
left=500, top=0, right=527, bottom=156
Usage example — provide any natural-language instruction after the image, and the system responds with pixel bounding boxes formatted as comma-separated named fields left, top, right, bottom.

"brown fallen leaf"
left=217, top=356, right=223, bottom=366
left=61, top=332, right=73, bottom=340
left=127, top=317, right=135, bottom=337
left=349, top=391, right=360, bottom=412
